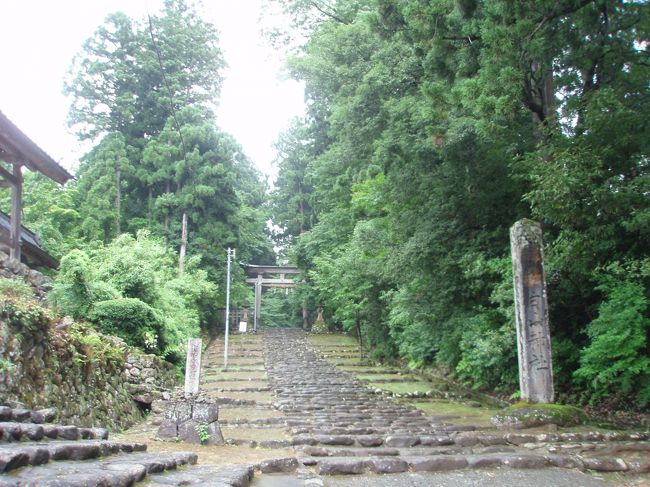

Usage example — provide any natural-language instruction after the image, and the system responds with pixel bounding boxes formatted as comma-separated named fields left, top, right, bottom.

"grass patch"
left=368, top=381, right=434, bottom=395
left=355, top=373, right=416, bottom=382
left=308, top=334, right=359, bottom=347
left=221, top=427, right=289, bottom=441
left=411, top=400, right=498, bottom=427
left=204, top=371, right=268, bottom=381
left=203, top=390, right=274, bottom=403
left=219, top=408, right=284, bottom=421
left=202, top=381, right=268, bottom=390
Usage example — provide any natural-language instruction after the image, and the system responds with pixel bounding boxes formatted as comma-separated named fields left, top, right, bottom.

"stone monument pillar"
left=184, top=338, right=202, bottom=398
left=510, top=219, right=554, bottom=403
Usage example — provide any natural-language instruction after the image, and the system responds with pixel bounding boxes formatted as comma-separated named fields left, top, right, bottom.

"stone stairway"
left=263, top=328, right=650, bottom=478
left=0, top=402, right=254, bottom=486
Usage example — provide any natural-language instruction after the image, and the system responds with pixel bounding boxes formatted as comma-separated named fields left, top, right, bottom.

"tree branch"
left=308, top=1, right=351, bottom=25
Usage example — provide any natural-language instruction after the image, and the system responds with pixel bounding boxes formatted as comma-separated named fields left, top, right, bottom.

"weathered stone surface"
left=204, top=421, right=225, bottom=446
left=356, top=435, right=384, bottom=447
left=0, top=451, right=29, bottom=473
left=317, top=458, right=370, bottom=475
left=30, top=408, right=57, bottom=424
left=192, top=401, right=219, bottom=423
left=466, top=454, right=505, bottom=469
left=184, top=338, right=202, bottom=397
left=368, top=457, right=409, bottom=473
left=419, top=435, right=454, bottom=446
left=178, top=420, right=201, bottom=444
left=0, top=407, right=11, bottom=422
left=582, top=457, right=628, bottom=472
left=384, top=435, right=419, bottom=447
left=454, top=435, right=479, bottom=447
left=58, top=425, right=80, bottom=440
left=409, top=455, right=468, bottom=472
left=313, top=435, right=355, bottom=446
left=501, top=454, right=549, bottom=469
left=165, top=400, right=193, bottom=423
left=510, top=219, right=554, bottom=403
left=10, top=409, right=31, bottom=422
left=259, top=457, right=299, bottom=473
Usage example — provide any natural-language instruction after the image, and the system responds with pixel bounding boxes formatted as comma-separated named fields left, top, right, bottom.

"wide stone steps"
left=260, top=328, right=650, bottom=479
left=0, top=451, right=198, bottom=487
left=0, top=403, right=261, bottom=486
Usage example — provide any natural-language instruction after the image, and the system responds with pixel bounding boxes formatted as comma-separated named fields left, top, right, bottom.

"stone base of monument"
left=155, top=391, right=224, bottom=445
left=491, top=402, right=588, bottom=429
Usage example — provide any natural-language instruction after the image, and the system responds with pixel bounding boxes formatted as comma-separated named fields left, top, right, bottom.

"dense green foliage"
left=50, top=232, right=216, bottom=360
left=270, top=0, right=650, bottom=408
left=1, top=1, right=275, bottom=360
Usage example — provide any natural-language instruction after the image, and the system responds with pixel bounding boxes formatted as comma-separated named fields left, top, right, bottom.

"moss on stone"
left=492, top=401, right=589, bottom=429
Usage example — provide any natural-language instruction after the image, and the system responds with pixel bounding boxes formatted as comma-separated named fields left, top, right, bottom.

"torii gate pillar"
left=254, top=273, right=263, bottom=332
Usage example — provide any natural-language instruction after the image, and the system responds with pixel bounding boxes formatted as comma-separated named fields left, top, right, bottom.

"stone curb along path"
left=262, top=328, right=650, bottom=479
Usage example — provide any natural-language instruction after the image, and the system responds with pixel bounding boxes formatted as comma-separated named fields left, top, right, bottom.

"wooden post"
left=9, top=164, right=22, bottom=262
left=510, top=219, right=554, bottom=403
left=254, top=273, right=263, bottom=332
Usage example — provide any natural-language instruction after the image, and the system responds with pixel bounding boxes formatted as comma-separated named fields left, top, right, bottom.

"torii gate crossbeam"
left=243, top=264, right=302, bottom=331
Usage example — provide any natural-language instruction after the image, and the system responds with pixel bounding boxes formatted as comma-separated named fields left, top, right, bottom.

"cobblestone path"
left=1, top=328, right=649, bottom=486
left=263, top=328, right=650, bottom=484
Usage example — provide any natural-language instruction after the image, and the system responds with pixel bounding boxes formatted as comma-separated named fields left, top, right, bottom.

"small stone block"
left=11, top=409, right=31, bottom=422
left=0, top=407, right=12, bottom=422
left=192, top=402, right=219, bottom=423
left=157, top=419, right=178, bottom=440
left=21, top=424, right=44, bottom=441
left=259, top=457, right=299, bottom=473
left=166, top=401, right=193, bottom=423
left=58, top=425, right=80, bottom=440
left=409, top=455, right=468, bottom=472
left=419, top=435, right=454, bottom=446
left=369, top=458, right=409, bottom=474
left=582, top=457, right=628, bottom=472
left=30, top=408, right=57, bottom=424
left=501, top=454, right=549, bottom=469
left=317, top=459, right=369, bottom=475
left=178, top=420, right=201, bottom=444
left=384, top=435, right=419, bottom=447
left=0, top=451, right=30, bottom=473
left=204, top=422, right=224, bottom=445
left=356, top=435, right=384, bottom=447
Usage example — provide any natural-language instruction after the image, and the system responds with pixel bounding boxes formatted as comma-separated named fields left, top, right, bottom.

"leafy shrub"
left=574, top=265, right=650, bottom=406
left=0, top=277, right=34, bottom=300
left=89, top=298, right=164, bottom=353
left=51, top=231, right=216, bottom=360
left=0, top=294, right=53, bottom=333
left=456, top=310, right=517, bottom=391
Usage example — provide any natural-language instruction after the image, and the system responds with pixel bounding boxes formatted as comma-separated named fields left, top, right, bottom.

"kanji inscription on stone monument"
left=510, top=219, right=554, bottom=403
left=184, top=338, right=202, bottom=398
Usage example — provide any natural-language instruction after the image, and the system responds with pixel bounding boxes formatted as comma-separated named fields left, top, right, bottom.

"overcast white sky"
left=0, top=0, right=305, bottom=179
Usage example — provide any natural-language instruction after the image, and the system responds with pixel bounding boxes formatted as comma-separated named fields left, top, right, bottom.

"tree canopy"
left=270, top=0, right=650, bottom=408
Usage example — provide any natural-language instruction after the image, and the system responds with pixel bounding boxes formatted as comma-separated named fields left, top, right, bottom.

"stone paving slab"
left=0, top=451, right=197, bottom=486
left=260, top=329, right=650, bottom=481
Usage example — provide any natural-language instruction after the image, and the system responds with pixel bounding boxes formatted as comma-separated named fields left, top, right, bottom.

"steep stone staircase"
left=264, top=328, right=650, bottom=478
left=2, top=328, right=649, bottom=486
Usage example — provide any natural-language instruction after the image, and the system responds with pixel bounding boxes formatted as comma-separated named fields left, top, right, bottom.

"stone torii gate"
left=243, top=264, right=302, bottom=331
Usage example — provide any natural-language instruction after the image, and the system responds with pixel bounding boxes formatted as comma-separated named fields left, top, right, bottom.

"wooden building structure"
left=0, top=110, right=72, bottom=265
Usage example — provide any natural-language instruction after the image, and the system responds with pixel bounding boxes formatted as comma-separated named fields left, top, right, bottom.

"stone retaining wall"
left=0, top=258, right=178, bottom=430
left=0, top=251, right=52, bottom=302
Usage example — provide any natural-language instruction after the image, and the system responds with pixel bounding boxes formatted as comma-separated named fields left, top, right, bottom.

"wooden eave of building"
left=0, top=210, right=59, bottom=268
left=0, top=109, right=72, bottom=267
left=0, top=110, right=72, bottom=184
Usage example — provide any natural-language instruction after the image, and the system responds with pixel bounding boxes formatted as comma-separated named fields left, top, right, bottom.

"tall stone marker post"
left=184, top=338, right=202, bottom=398
left=510, top=219, right=554, bottom=403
